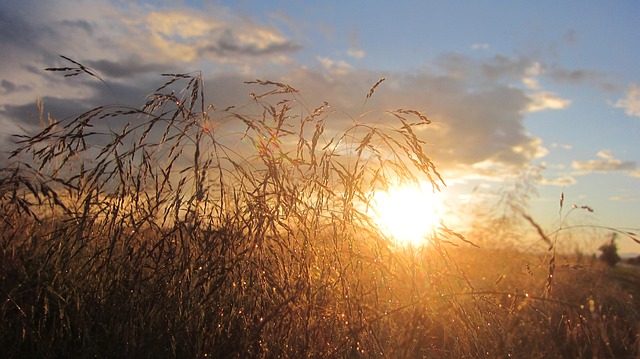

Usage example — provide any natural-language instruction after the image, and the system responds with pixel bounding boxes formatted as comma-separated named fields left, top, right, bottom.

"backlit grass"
left=1, top=57, right=639, bottom=358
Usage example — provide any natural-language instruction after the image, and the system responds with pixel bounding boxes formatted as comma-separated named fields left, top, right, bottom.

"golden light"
left=368, top=181, right=443, bottom=246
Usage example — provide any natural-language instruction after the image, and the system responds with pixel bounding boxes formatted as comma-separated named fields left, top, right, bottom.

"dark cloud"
left=550, top=68, right=590, bottom=83
left=0, top=73, right=164, bottom=137
left=59, top=19, right=94, bottom=35
left=86, top=77, right=164, bottom=108
left=0, top=96, right=91, bottom=155
left=0, top=2, right=71, bottom=61
left=481, top=55, right=531, bottom=83
left=2, top=55, right=544, bottom=176
left=231, top=61, right=542, bottom=170
left=0, top=80, right=17, bottom=93
left=0, top=2, right=41, bottom=47
left=203, top=73, right=259, bottom=109
left=0, top=79, right=31, bottom=94
left=1, top=97, right=93, bottom=130
left=544, top=63, right=620, bottom=92
left=399, top=73, right=535, bottom=166
left=434, top=54, right=530, bottom=85
left=548, top=65, right=615, bottom=90
left=86, top=58, right=172, bottom=79
left=198, top=28, right=301, bottom=57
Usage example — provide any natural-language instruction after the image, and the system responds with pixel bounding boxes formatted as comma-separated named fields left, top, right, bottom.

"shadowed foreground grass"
left=1, top=59, right=639, bottom=358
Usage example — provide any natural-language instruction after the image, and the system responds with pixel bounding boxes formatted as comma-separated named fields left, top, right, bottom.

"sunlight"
left=369, top=181, right=443, bottom=246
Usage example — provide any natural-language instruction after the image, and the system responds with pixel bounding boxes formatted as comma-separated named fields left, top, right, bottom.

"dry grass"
left=1, top=57, right=639, bottom=358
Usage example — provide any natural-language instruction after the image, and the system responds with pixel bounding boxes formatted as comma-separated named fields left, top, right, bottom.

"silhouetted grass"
left=1, top=57, right=638, bottom=358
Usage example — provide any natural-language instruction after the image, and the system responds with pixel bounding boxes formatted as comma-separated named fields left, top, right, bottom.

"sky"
left=1, top=0, right=639, bottom=253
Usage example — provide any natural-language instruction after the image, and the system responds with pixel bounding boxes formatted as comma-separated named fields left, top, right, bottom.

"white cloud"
left=550, top=143, right=573, bottom=150
left=614, top=83, right=640, bottom=118
left=471, top=43, right=489, bottom=50
left=521, top=63, right=571, bottom=112
left=347, top=48, right=366, bottom=59
left=136, top=9, right=300, bottom=63
left=596, top=149, right=614, bottom=160
left=521, top=77, right=539, bottom=90
left=145, top=10, right=219, bottom=40
left=512, top=137, right=548, bottom=159
left=316, top=56, right=352, bottom=75
left=527, top=92, right=571, bottom=112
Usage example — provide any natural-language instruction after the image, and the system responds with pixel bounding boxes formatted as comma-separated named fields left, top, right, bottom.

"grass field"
left=1, top=59, right=639, bottom=358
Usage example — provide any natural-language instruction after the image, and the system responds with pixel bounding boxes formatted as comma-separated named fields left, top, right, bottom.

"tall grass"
left=1, top=57, right=639, bottom=358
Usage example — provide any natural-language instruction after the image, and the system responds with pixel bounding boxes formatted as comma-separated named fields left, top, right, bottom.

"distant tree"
left=598, top=233, right=621, bottom=267
left=628, top=255, right=640, bottom=266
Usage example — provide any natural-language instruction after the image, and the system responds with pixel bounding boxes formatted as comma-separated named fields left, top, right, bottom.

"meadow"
left=1, top=58, right=639, bottom=358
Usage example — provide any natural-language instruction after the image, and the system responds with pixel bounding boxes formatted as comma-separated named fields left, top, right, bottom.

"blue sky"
left=1, top=0, right=639, bottom=253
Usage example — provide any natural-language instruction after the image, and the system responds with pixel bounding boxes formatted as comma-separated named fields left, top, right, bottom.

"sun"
left=368, top=182, right=443, bottom=246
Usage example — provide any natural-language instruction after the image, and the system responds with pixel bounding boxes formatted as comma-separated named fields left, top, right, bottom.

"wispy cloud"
left=471, top=43, right=490, bottom=50
left=550, top=143, right=573, bottom=150
left=539, top=174, right=577, bottom=186
left=347, top=48, right=366, bottom=59
left=614, top=83, right=640, bottom=118
left=572, top=150, right=636, bottom=173
left=610, top=194, right=639, bottom=202
left=629, top=170, right=640, bottom=178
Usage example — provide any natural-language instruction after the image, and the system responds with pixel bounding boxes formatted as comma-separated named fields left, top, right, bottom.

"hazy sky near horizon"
left=1, top=0, right=639, bottom=252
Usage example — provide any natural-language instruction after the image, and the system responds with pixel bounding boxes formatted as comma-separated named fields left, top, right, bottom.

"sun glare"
left=369, top=182, right=443, bottom=246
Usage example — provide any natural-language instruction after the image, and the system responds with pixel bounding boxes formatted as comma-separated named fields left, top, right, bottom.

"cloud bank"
left=0, top=0, right=578, bottom=181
